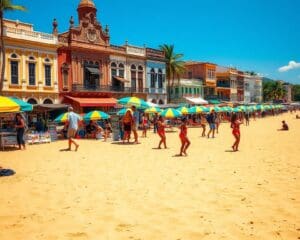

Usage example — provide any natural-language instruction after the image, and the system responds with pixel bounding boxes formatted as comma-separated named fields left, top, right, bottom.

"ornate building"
left=57, top=0, right=166, bottom=112
left=1, top=19, right=59, bottom=104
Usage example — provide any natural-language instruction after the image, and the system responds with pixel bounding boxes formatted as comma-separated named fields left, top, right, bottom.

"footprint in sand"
left=116, top=223, right=133, bottom=232
left=67, top=232, right=88, bottom=238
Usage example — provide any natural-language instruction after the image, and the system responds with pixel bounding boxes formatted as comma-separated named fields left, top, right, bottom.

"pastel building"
left=216, top=66, right=237, bottom=102
left=1, top=19, right=59, bottom=104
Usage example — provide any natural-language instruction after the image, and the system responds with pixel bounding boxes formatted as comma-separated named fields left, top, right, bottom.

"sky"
left=5, top=0, right=300, bottom=84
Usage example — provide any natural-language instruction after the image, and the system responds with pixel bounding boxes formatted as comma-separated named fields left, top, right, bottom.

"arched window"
left=158, top=99, right=164, bottom=105
left=43, top=98, right=53, bottom=104
left=45, top=58, right=50, bottom=63
left=138, top=66, right=144, bottom=91
left=119, top=63, right=124, bottom=78
left=27, top=98, right=38, bottom=105
left=131, top=65, right=137, bottom=91
left=45, top=61, right=51, bottom=86
left=28, top=62, right=36, bottom=86
left=29, top=56, right=35, bottom=61
left=150, top=68, right=156, bottom=89
left=151, top=99, right=157, bottom=104
left=10, top=54, right=19, bottom=85
left=111, top=62, right=117, bottom=77
left=158, top=69, right=163, bottom=89
left=62, top=63, right=69, bottom=88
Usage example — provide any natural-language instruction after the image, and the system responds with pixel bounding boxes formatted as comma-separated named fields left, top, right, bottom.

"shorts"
left=209, top=123, right=216, bottom=130
left=132, top=124, right=137, bottom=131
left=67, top=128, right=77, bottom=138
left=124, top=123, right=131, bottom=132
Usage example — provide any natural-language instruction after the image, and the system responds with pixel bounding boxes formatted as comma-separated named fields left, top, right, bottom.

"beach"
left=0, top=112, right=299, bottom=240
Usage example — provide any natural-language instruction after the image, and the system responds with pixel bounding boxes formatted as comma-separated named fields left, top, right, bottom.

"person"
left=153, top=113, right=158, bottom=133
left=66, top=107, right=81, bottom=151
left=279, top=120, right=289, bottom=131
left=178, top=118, right=191, bottom=156
left=141, top=113, right=148, bottom=138
left=122, top=109, right=133, bottom=143
left=85, top=120, right=96, bottom=138
left=296, top=114, right=300, bottom=119
left=131, top=105, right=139, bottom=144
left=215, top=113, right=221, bottom=134
left=15, top=113, right=26, bottom=150
left=157, top=116, right=167, bottom=149
left=200, top=114, right=206, bottom=137
left=230, top=113, right=243, bottom=152
left=118, top=117, right=124, bottom=141
left=244, top=111, right=250, bottom=126
left=104, top=120, right=112, bottom=141
left=206, top=110, right=216, bottom=138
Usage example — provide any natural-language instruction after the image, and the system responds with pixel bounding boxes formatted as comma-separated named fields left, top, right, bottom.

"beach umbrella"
left=256, top=105, right=265, bottom=111
left=0, top=96, right=33, bottom=113
left=232, top=107, right=242, bottom=113
left=189, top=106, right=203, bottom=114
left=145, top=106, right=161, bottom=114
left=54, top=112, right=81, bottom=123
left=117, top=108, right=132, bottom=116
left=159, top=108, right=182, bottom=118
left=117, top=97, right=149, bottom=109
left=246, top=106, right=254, bottom=112
left=176, top=106, right=190, bottom=115
left=238, top=105, right=247, bottom=112
left=221, top=106, right=233, bottom=112
left=200, top=106, right=210, bottom=113
left=208, top=106, right=222, bottom=112
left=83, top=111, right=110, bottom=121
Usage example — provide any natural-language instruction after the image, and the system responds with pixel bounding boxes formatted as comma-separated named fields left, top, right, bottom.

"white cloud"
left=278, top=61, right=300, bottom=72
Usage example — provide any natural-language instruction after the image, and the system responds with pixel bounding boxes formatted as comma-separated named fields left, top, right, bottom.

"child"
left=178, top=118, right=191, bottom=156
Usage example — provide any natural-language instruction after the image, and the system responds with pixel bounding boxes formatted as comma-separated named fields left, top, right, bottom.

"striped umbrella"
left=256, top=105, right=265, bottom=111
left=145, top=106, right=161, bottom=114
left=238, top=105, right=247, bottom=112
left=0, top=96, right=33, bottom=113
left=117, top=108, right=132, bottom=116
left=233, top=107, right=242, bottom=113
left=221, top=106, right=233, bottom=112
left=200, top=106, right=210, bottom=113
left=83, top=111, right=110, bottom=121
left=189, top=106, right=203, bottom=114
left=208, top=106, right=222, bottom=112
left=176, top=106, right=190, bottom=115
left=159, top=108, right=182, bottom=118
left=54, top=112, right=81, bottom=123
left=117, top=97, right=149, bottom=109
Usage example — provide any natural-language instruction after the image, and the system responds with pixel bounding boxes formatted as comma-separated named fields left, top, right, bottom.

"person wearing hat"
left=66, top=107, right=81, bottom=151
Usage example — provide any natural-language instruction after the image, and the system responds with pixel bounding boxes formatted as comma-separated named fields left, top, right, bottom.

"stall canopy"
left=65, top=96, right=117, bottom=107
left=184, top=97, right=208, bottom=105
left=113, top=76, right=130, bottom=83
left=0, top=96, right=33, bottom=113
left=34, top=104, right=69, bottom=112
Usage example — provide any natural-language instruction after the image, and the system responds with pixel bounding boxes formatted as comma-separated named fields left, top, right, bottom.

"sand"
left=0, top=112, right=299, bottom=240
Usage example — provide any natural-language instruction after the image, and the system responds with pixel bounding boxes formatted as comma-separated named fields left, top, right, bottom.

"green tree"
left=159, top=44, right=185, bottom=102
left=292, top=84, right=300, bottom=101
left=263, top=80, right=286, bottom=102
left=0, top=0, right=26, bottom=94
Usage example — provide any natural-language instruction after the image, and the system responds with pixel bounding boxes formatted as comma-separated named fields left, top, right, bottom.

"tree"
left=159, top=44, right=185, bottom=102
left=0, top=0, right=26, bottom=94
left=262, top=80, right=286, bottom=102
left=292, top=84, right=300, bottom=101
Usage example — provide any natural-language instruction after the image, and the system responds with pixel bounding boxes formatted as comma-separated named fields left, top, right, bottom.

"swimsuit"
left=179, top=125, right=187, bottom=140
left=232, top=121, right=240, bottom=135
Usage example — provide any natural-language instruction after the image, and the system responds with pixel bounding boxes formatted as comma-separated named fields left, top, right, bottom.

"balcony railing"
left=217, top=82, right=230, bottom=88
left=72, top=84, right=166, bottom=94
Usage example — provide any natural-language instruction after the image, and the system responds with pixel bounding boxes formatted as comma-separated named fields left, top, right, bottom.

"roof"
left=78, top=0, right=95, bottom=8
left=184, top=61, right=217, bottom=66
left=65, top=96, right=117, bottom=107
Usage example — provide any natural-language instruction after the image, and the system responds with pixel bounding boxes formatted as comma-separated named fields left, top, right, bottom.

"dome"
left=78, top=0, right=95, bottom=8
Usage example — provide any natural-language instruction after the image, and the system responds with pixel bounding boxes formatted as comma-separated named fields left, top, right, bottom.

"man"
left=279, top=120, right=289, bottom=131
left=131, top=105, right=139, bottom=144
left=206, top=109, right=216, bottom=138
left=66, top=107, right=81, bottom=151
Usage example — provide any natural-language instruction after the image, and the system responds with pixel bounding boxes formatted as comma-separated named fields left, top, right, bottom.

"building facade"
left=1, top=19, right=59, bottom=104
left=282, top=82, right=292, bottom=102
left=56, top=0, right=166, bottom=111
left=182, top=62, right=217, bottom=100
left=216, top=66, right=237, bottom=102
left=169, top=79, right=204, bottom=104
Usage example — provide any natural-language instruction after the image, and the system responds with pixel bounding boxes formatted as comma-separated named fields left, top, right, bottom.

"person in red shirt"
left=178, top=118, right=191, bottom=156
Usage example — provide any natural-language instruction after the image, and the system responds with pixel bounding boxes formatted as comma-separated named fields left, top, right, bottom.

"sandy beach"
left=0, top=112, right=299, bottom=240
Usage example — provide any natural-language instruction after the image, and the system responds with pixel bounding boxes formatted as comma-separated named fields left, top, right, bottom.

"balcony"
left=4, top=26, right=58, bottom=45
left=72, top=84, right=166, bottom=94
left=217, top=82, right=230, bottom=88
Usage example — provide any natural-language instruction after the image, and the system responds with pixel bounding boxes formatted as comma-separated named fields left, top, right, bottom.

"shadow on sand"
left=0, top=169, right=16, bottom=177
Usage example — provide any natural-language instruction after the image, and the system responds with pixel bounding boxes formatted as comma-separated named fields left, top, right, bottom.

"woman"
left=178, top=118, right=190, bottom=156
left=122, top=110, right=133, bottom=143
left=15, top=113, right=26, bottom=150
left=200, top=114, right=206, bottom=137
left=141, top=113, right=148, bottom=138
left=104, top=120, right=112, bottom=142
left=230, top=113, right=243, bottom=152
left=157, top=116, right=167, bottom=149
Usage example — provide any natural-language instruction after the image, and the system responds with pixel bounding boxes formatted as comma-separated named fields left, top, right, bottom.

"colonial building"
left=216, top=66, right=238, bottom=102
left=169, top=79, right=204, bottom=104
left=1, top=19, right=59, bottom=104
left=183, top=61, right=217, bottom=100
left=56, top=0, right=166, bottom=112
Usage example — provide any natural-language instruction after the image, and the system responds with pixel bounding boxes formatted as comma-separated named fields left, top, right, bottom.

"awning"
left=86, top=67, right=100, bottom=75
left=184, top=97, right=208, bottom=105
left=65, top=96, right=117, bottom=107
left=34, top=104, right=69, bottom=111
left=113, top=76, right=130, bottom=83
left=208, top=100, right=221, bottom=105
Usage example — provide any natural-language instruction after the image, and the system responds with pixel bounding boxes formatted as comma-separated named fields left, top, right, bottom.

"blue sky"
left=5, top=0, right=300, bottom=84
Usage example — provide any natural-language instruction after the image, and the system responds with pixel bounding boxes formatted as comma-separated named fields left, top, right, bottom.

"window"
left=29, top=63, right=36, bottom=85
left=45, top=65, right=51, bottom=86
left=131, top=65, right=137, bottom=90
left=119, top=63, right=124, bottom=78
left=189, top=88, right=192, bottom=94
left=11, top=61, right=19, bottom=85
left=188, top=71, right=192, bottom=79
left=158, top=69, right=163, bottom=88
left=150, top=68, right=156, bottom=88
left=111, top=62, right=117, bottom=77
left=138, top=66, right=143, bottom=91
left=185, top=88, right=188, bottom=94
left=175, top=87, right=179, bottom=94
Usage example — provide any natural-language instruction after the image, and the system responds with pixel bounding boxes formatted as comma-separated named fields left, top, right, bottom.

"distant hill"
left=262, top=77, right=275, bottom=83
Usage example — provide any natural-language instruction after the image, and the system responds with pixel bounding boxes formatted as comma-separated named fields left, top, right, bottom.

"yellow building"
left=1, top=19, right=59, bottom=104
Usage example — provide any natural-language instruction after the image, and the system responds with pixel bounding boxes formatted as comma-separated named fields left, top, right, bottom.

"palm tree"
left=159, top=44, right=185, bottom=102
left=0, top=0, right=26, bottom=94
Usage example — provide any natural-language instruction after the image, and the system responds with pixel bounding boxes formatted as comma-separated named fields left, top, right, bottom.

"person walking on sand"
left=206, top=110, right=216, bottom=138
left=215, top=112, right=221, bottom=134
left=131, top=106, right=139, bottom=144
left=66, top=107, right=81, bottom=151
left=141, top=113, right=148, bottom=138
left=200, top=114, right=206, bottom=137
left=230, top=113, right=242, bottom=152
left=15, top=113, right=26, bottom=150
left=157, top=116, right=167, bottom=149
left=122, top=109, right=133, bottom=143
left=178, top=118, right=191, bottom=156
